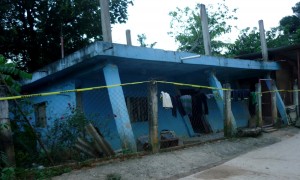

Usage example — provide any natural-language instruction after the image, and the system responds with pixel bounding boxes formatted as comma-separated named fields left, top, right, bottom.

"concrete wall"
left=25, top=78, right=76, bottom=142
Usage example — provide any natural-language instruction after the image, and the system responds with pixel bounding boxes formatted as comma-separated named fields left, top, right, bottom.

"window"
left=126, top=97, right=148, bottom=122
left=34, top=102, right=47, bottom=128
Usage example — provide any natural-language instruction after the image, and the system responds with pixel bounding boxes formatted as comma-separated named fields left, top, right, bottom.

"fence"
left=0, top=80, right=299, bottom=166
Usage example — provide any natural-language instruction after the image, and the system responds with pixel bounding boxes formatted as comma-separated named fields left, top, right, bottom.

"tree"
left=168, top=3, right=237, bottom=55
left=0, top=54, right=31, bottom=167
left=137, top=34, right=157, bottom=48
left=0, top=0, right=133, bottom=72
left=227, top=1, right=300, bottom=57
left=226, top=26, right=292, bottom=57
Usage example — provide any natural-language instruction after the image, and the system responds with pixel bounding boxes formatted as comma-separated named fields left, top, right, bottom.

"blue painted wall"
left=25, top=78, right=76, bottom=143
left=23, top=68, right=251, bottom=151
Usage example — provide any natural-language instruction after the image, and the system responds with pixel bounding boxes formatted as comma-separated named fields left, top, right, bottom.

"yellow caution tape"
left=0, top=81, right=150, bottom=101
left=156, top=81, right=232, bottom=91
left=0, top=80, right=299, bottom=101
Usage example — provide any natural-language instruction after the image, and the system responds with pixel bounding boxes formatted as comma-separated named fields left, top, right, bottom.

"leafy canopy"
left=0, top=55, right=31, bottom=92
left=168, top=2, right=237, bottom=55
left=0, top=0, right=133, bottom=72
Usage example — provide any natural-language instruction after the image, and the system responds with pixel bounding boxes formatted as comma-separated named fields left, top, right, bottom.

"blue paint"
left=265, top=80, right=288, bottom=124
left=181, top=116, right=195, bottom=137
left=103, top=64, right=137, bottom=152
left=20, top=41, right=283, bottom=151
left=78, top=78, right=122, bottom=150
left=208, top=73, right=237, bottom=133
left=24, top=79, right=76, bottom=142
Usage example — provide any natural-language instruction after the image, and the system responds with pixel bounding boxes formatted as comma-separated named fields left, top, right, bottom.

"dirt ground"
left=53, top=127, right=299, bottom=180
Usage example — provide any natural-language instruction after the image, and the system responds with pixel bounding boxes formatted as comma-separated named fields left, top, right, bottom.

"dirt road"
left=53, top=127, right=299, bottom=180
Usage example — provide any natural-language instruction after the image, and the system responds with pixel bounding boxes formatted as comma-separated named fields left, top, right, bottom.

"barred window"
left=126, top=97, right=148, bottom=122
left=34, top=102, right=47, bottom=128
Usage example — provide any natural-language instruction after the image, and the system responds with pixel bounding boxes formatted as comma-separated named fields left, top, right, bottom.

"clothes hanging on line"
left=160, top=91, right=173, bottom=109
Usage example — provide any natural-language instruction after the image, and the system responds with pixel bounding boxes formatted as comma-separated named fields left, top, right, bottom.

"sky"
left=111, top=0, right=299, bottom=51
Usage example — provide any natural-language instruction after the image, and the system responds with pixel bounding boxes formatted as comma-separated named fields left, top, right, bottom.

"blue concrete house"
left=22, top=41, right=284, bottom=152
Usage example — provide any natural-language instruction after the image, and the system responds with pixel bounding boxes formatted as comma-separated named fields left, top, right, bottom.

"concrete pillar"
left=208, top=72, right=237, bottom=134
left=200, top=4, right=212, bottom=55
left=103, top=64, right=137, bottom=152
left=100, top=0, right=112, bottom=42
left=126, top=30, right=132, bottom=46
left=259, top=20, right=268, bottom=61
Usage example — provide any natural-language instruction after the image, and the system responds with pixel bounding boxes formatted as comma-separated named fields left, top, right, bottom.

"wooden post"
left=0, top=86, right=15, bottom=166
left=126, top=29, right=132, bottom=46
left=293, top=80, right=299, bottom=117
left=85, top=123, right=114, bottom=156
left=100, top=0, right=112, bottom=42
left=148, top=81, right=159, bottom=153
left=200, top=4, right=212, bottom=55
left=256, top=83, right=263, bottom=127
left=271, top=80, right=278, bottom=126
left=224, top=83, right=232, bottom=137
left=297, top=51, right=300, bottom=115
left=258, top=20, right=268, bottom=61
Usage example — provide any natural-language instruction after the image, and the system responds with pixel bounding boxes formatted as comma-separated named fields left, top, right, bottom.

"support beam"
left=126, top=29, right=132, bottom=46
left=271, top=80, right=278, bottom=126
left=200, top=4, right=212, bottom=55
left=103, top=64, right=137, bottom=152
left=100, top=0, right=112, bottom=42
left=256, top=83, right=263, bottom=127
left=224, top=83, right=233, bottom=137
left=297, top=51, right=300, bottom=115
left=259, top=20, right=268, bottom=61
left=208, top=72, right=237, bottom=134
left=264, top=76, right=288, bottom=125
left=293, top=80, right=299, bottom=118
left=148, top=81, right=159, bottom=153
left=0, top=86, right=15, bottom=166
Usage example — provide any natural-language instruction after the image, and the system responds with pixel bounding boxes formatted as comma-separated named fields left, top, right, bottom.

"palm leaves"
left=0, top=55, right=31, bottom=93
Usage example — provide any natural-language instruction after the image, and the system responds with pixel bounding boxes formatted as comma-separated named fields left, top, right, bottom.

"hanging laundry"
left=160, top=91, right=173, bottom=109
left=180, top=95, right=192, bottom=115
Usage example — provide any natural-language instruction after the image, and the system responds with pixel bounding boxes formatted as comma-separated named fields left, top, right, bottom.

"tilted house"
left=22, top=42, right=285, bottom=152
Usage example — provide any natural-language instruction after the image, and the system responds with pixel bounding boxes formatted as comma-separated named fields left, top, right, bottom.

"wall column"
left=208, top=72, right=237, bottom=134
left=103, top=64, right=137, bottom=152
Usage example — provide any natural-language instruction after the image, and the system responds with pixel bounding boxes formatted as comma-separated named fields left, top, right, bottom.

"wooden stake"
left=256, top=83, right=263, bottom=127
left=293, top=80, right=299, bottom=117
left=85, top=123, right=114, bottom=156
left=148, top=81, right=159, bottom=152
left=224, top=83, right=232, bottom=137
left=271, top=81, right=278, bottom=126
left=0, top=86, right=15, bottom=166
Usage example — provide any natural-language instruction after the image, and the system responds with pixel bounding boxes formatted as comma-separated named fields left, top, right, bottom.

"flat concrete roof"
left=23, top=41, right=281, bottom=87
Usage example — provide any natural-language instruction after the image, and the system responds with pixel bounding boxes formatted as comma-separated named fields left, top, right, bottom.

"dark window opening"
left=34, top=102, right=47, bottom=128
left=126, top=97, right=148, bottom=122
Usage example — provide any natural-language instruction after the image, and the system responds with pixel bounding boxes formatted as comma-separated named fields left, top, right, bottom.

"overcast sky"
left=111, top=0, right=299, bottom=51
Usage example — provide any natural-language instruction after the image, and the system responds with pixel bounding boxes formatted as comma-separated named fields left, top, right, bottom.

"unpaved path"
left=53, top=127, right=299, bottom=180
